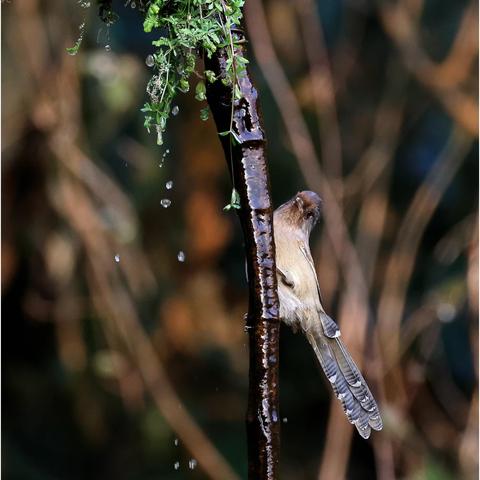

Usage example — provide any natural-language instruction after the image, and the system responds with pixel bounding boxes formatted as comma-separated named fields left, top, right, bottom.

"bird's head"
left=274, top=191, right=322, bottom=237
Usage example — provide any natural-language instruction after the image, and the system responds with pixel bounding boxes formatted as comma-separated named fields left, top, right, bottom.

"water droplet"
left=166, top=180, right=173, bottom=190
left=131, top=1, right=136, bottom=7
left=437, top=302, right=456, bottom=323
left=156, top=125, right=163, bottom=146
left=145, top=54, right=155, bottom=67
left=171, top=105, right=179, bottom=116
left=160, top=199, right=171, bottom=208
left=268, top=354, right=276, bottom=364
left=174, top=461, right=180, bottom=470
left=188, top=459, right=197, bottom=470
left=114, top=254, right=120, bottom=263
left=177, top=251, right=185, bottom=262
left=105, top=44, right=111, bottom=52
left=282, top=417, right=288, bottom=423
left=174, top=438, right=179, bottom=446
left=272, top=410, right=278, bottom=422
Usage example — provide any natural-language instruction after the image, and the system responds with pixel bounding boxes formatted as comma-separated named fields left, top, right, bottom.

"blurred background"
left=2, top=0, right=478, bottom=479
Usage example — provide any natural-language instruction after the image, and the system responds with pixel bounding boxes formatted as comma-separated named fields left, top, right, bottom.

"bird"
left=273, top=190, right=382, bottom=438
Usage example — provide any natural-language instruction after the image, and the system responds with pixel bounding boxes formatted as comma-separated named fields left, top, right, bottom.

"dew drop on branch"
left=174, top=438, right=179, bottom=446
left=166, top=180, right=173, bottom=190
left=145, top=54, right=155, bottom=67
left=174, top=461, right=180, bottom=470
left=177, top=251, right=186, bottom=262
left=160, top=199, right=171, bottom=208
left=171, top=105, right=179, bottom=116
left=105, top=44, right=111, bottom=52
left=114, top=254, right=120, bottom=263
left=188, top=459, right=197, bottom=470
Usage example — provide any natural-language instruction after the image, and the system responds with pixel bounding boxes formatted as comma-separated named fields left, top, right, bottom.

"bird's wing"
left=298, top=242, right=325, bottom=307
left=277, top=267, right=294, bottom=288
left=297, top=243, right=343, bottom=338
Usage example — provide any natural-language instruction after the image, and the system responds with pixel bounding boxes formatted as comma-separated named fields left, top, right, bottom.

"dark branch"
left=205, top=28, right=281, bottom=480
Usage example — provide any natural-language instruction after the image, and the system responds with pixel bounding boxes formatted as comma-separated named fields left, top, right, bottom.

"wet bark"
left=205, top=28, right=281, bottom=480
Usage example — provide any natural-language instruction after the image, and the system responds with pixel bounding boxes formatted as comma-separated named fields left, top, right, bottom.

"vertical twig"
left=205, top=27, right=281, bottom=480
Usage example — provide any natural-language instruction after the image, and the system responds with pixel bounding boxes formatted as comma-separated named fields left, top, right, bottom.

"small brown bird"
left=273, top=191, right=382, bottom=438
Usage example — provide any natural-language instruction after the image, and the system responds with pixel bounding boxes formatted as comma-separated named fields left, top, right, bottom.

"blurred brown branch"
left=7, top=0, right=242, bottom=478
left=377, top=128, right=472, bottom=377
left=378, top=1, right=478, bottom=135
left=246, top=1, right=477, bottom=479
left=293, top=0, right=343, bottom=181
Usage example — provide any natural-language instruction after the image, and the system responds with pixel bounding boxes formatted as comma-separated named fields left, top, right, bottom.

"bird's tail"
left=306, top=327, right=383, bottom=439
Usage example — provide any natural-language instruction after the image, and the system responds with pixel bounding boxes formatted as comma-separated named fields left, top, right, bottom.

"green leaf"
left=178, top=79, right=190, bottom=93
left=195, top=81, right=207, bottom=101
left=204, top=70, right=216, bottom=83
left=231, top=188, right=241, bottom=205
left=139, top=0, right=248, bottom=146
left=224, top=188, right=241, bottom=211
left=230, top=131, right=241, bottom=145
left=200, top=107, right=209, bottom=121
left=66, top=44, right=81, bottom=56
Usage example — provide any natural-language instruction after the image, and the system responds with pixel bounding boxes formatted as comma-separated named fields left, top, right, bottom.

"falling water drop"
left=156, top=125, right=163, bottom=146
left=188, top=459, right=197, bottom=470
left=177, top=251, right=186, bottom=262
left=114, top=254, right=120, bottom=263
left=160, top=199, right=172, bottom=208
left=166, top=180, right=173, bottom=190
left=145, top=54, right=155, bottom=67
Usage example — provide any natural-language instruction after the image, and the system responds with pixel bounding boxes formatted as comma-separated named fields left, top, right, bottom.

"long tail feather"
left=306, top=329, right=383, bottom=439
